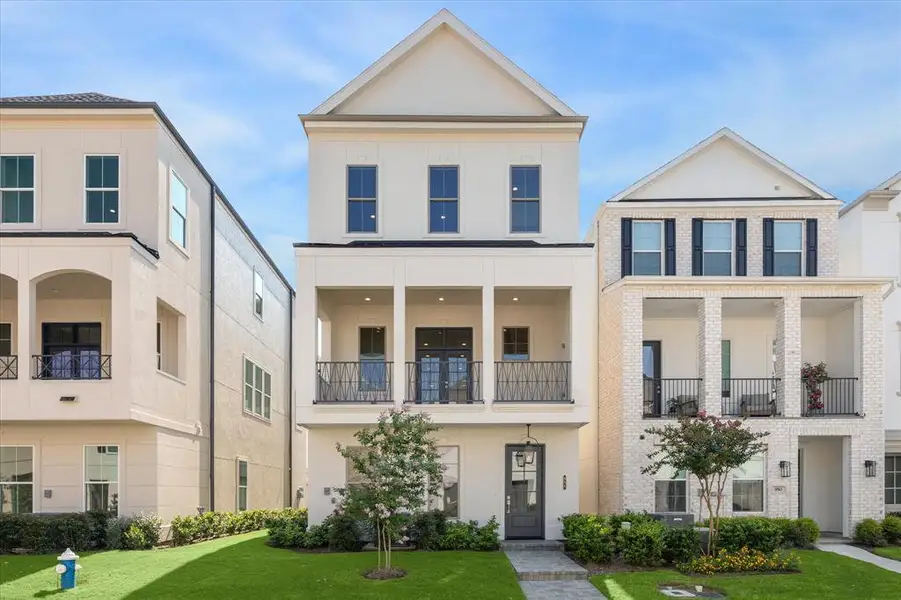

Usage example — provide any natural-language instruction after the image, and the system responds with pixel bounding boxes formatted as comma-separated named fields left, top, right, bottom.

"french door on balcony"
left=38, top=323, right=103, bottom=379
left=642, top=340, right=662, bottom=415
left=414, top=327, right=473, bottom=404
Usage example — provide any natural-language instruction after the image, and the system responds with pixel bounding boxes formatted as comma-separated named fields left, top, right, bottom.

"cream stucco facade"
left=0, top=98, right=293, bottom=521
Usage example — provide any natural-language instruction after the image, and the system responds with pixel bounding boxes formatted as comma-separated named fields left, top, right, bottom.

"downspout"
left=209, top=184, right=217, bottom=511
left=287, top=291, right=294, bottom=507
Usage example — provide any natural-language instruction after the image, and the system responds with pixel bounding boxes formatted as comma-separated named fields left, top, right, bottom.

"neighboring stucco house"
left=838, top=171, right=901, bottom=515
left=294, top=10, right=595, bottom=540
left=584, top=128, right=888, bottom=537
left=0, top=93, right=294, bottom=520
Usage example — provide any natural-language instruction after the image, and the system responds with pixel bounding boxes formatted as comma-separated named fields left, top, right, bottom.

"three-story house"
left=294, top=10, right=594, bottom=540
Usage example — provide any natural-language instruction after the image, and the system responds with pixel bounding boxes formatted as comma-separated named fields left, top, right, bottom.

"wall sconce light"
left=864, top=460, right=877, bottom=478
left=779, top=461, right=791, bottom=478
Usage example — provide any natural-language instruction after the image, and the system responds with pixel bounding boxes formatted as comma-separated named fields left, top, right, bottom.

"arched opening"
left=0, top=274, right=18, bottom=379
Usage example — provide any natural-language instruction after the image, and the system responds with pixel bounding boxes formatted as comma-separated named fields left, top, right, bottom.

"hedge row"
left=170, top=509, right=304, bottom=546
left=854, top=515, right=901, bottom=547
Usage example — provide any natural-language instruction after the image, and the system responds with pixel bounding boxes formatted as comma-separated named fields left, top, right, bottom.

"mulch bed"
left=363, top=566, right=407, bottom=580
left=565, top=552, right=663, bottom=576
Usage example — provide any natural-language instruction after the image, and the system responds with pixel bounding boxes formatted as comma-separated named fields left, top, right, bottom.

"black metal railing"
left=32, top=354, right=111, bottom=380
left=721, top=378, right=780, bottom=416
left=643, top=378, right=701, bottom=417
left=801, top=377, right=859, bottom=416
left=406, top=360, right=482, bottom=404
left=315, top=361, right=393, bottom=403
left=495, top=361, right=571, bottom=402
left=0, top=356, right=17, bottom=379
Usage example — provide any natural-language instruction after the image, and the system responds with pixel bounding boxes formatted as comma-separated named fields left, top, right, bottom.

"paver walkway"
left=503, top=544, right=607, bottom=600
left=816, top=543, right=901, bottom=574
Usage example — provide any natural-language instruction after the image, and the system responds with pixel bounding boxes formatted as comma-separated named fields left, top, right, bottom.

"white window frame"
left=0, top=154, right=37, bottom=225
left=253, top=270, right=264, bottom=320
left=83, top=444, right=120, bottom=515
left=702, top=220, right=733, bottom=276
left=84, top=154, right=121, bottom=225
left=168, top=169, right=188, bottom=251
left=428, top=445, right=460, bottom=519
left=0, top=445, right=35, bottom=514
left=509, top=165, right=541, bottom=235
left=654, top=468, right=687, bottom=513
left=236, top=458, right=248, bottom=511
left=887, top=453, right=901, bottom=511
left=773, top=220, right=804, bottom=276
left=732, top=453, right=766, bottom=513
left=632, top=220, right=664, bottom=276
left=243, top=355, right=271, bottom=420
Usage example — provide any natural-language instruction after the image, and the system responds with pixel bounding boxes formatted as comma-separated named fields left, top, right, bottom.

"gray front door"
left=505, top=444, right=544, bottom=539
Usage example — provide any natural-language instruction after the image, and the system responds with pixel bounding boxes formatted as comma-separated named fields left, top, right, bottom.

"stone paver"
left=816, top=543, right=901, bottom=574
left=505, top=550, right=588, bottom=581
left=519, top=580, right=607, bottom=600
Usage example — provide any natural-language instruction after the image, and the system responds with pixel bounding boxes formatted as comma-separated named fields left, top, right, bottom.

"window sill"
left=157, top=369, right=186, bottom=385
left=341, top=232, right=382, bottom=239
left=424, top=232, right=464, bottom=238
left=242, top=409, right=272, bottom=425
left=167, top=238, right=190, bottom=259
left=0, top=221, right=41, bottom=230
left=80, top=221, right=124, bottom=230
left=506, top=232, right=544, bottom=238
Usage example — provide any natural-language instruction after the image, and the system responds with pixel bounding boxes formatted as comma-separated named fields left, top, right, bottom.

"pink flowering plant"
left=643, top=413, right=769, bottom=555
left=801, top=361, right=828, bottom=411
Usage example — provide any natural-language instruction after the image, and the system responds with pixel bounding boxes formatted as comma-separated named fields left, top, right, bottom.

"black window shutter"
left=621, top=218, right=633, bottom=277
left=806, top=218, right=818, bottom=276
left=691, top=218, right=703, bottom=276
left=664, top=219, right=676, bottom=275
left=735, top=218, right=747, bottom=276
left=763, top=218, right=775, bottom=276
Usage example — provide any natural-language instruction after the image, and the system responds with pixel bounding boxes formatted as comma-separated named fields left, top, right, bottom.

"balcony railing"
left=0, top=356, right=17, bottom=380
left=495, top=361, right=571, bottom=403
left=722, top=378, right=780, bottom=417
left=643, top=378, right=701, bottom=417
left=32, top=354, right=112, bottom=380
left=802, top=377, right=859, bottom=416
left=406, top=360, right=482, bottom=404
left=315, top=361, right=393, bottom=404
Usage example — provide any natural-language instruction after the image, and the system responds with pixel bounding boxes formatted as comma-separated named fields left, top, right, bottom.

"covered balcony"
left=799, top=298, right=859, bottom=416
left=0, top=274, right=17, bottom=379
left=641, top=298, right=702, bottom=418
left=720, top=299, right=782, bottom=417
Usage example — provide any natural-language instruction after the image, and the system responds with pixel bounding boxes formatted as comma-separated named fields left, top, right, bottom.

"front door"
left=642, top=340, right=662, bottom=415
left=414, top=328, right=473, bottom=403
left=505, top=444, right=544, bottom=539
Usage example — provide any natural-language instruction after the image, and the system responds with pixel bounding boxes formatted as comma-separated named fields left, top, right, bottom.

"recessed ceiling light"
left=512, top=297, right=519, bottom=302
left=423, top=343, right=429, bottom=347
left=438, top=297, right=444, bottom=302
left=364, top=297, right=371, bottom=302
left=461, top=342, right=467, bottom=346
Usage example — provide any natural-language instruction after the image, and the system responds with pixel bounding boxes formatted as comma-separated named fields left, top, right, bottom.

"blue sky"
left=1, top=1, right=899, bottom=281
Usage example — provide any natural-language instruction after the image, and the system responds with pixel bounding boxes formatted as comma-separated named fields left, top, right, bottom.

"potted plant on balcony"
left=801, top=362, right=828, bottom=414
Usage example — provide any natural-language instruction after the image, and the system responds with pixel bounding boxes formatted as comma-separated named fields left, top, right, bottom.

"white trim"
left=83, top=154, right=122, bottom=225
left=82, top=444, right=120, bottom=515
left=0, top=444, right=35, bottom=514
left=309, top=9, right=576, bottom=117
left=345, top=164, right=380, bottom=236
left=252, top=269, right=264, bottom=320
left=0, top=153, right=38, bottom=227
left=653, top=468, right=688, bottom=513
left=773, top=219, right=805, bottom=277
left=732, top=452, right=766, bottom=513
left=168, top=168, right=189, bottom=252
left=242, top=354, right=272, bottom=421
left=631, top=219, right=665, bottom=276
left=428, top=445, right=460, bottom=519
left=602, top=127, right=834, bottom=205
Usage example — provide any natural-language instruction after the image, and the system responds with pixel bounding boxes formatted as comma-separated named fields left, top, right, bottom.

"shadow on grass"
left=0, top=555, right=61, bottom=587
left=33, top=588, right=65, bottom=598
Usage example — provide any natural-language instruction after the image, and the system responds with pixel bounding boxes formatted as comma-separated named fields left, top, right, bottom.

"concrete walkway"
left=503, top=543, right=607, bottom=599
left=816, top=543, right=901, bottom=574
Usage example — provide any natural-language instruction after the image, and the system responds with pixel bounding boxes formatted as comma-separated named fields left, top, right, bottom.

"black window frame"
left=346, top=165, right=378, bottom=234
left=502, top=327, right=529, bottom=361
left=510, top=165, right=540, bottom=234
left=428, top=165, right=460, bottom=234
left=0, top=323, right=11, bottom=356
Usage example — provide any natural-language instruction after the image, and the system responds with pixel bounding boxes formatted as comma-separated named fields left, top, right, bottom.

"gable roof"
left=606, top=127, right=835, bottom=203
left=839, top=169, right=901, bottom=216
left=0, top=92, right=138, bottom=105
left=308, top=9, right=577, bottom=118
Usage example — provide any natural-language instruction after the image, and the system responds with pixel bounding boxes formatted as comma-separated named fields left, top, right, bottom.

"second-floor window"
left=243, top=356, right=272, bottom=420
left=511, top=166, right=540, bottom=233
left=1, top=155, right=35, bottom=224
left=359, top=327, right=387, bottom=391
left=253, top=270, right=264, bottom=319
left=347, top=166, right=377, bottom=233
left=169, top=171, right=188, bottom=249
left=429, top=166, right=459, bottom=233
left=703, top=221, right=733, bottom=276
left=0, top=323, right=11, bottom=356
left=632, top=221, right=663, bottom=275
left=85, top=156, right=119, bottom=224
left=502, top=327, right=529, bottom=360
left=773, top=221, right=803, bottom=276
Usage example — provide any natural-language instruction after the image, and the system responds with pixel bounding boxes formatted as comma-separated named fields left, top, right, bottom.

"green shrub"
left=269, top=522, right=305, bottom=548
left=474, top=516, right=500, bottom=551
left=717, top=517, right=783, bottom=553
left=781, top=518, right=820, bottom=549
left=122, top=523, right=148, bottom=550
left=568, top=518, right=615, bottom=564
left=882, top=515, right=901, bottom=545
left=682, top=547, right=800, bottom=575
left=855, top=518, right=887, bottom=547
left=438, top=520, right=477, bottom=550
left=408, top=510, right=448, bottom=550
left=619, top=520, right=665, bottom=566
left=85, top=510, right=110, bottom=549
left=105, top=517, right=134, bottom=550
left=170, top=509, right=285, bottom=546
left=304, top=522, right=330, bottom=548
left=327, top=513, right=361, bottom=552
left=560, top=513, right=593, bottom=544
left=0, top=513, right=94, bottom=553
left=662, top=527, right=701, bottom=565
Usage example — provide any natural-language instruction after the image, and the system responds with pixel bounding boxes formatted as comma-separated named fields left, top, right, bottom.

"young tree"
left=336, top=408, right=443, bottom=576
left=642, top=413, right=769, bottom=555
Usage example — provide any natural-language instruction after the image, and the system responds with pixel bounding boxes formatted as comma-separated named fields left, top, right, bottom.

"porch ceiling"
left=643, top=298, right=699, bottom=318
left=36, top=273, right=111, bottom=300
left=801, top=298, right=856, bottom=318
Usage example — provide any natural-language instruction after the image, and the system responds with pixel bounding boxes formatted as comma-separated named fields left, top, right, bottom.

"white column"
left=698, top=296, right=722, bottom=416
left=294, top=257, right=318, bottom=406
left=392, top=281, right=406, bottom=407
left=482, top=283, right=495, bottom=405
left=17, top=275, right=33, bottom=375
left=570, top=277, right=592, bottom=406
left=776, top=296, right=801, bottom=417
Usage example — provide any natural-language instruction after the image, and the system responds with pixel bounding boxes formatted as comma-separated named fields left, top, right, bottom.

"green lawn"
left=873, top=546, right=901, bottom=561
left=593, top=550, right=900, bottom=600
left=0, top=531, right=524, bottom=599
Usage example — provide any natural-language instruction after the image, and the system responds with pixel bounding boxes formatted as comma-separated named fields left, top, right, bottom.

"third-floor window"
left=702, top=220, right=733, bottom=276
left=511, top=166, right=540, bottom=233
left=632, top=220, right=664, bottom=275
left=1, top=155, right=34, bottom=224
left=347, top=165, right=377, bottom=233
left=428, top=166, right=459, bottom=233
left=773, top=221, right=803, bottom=276
left=85, top=155, right=119, bottom=224
left=169, top=171, right=188, bottom=249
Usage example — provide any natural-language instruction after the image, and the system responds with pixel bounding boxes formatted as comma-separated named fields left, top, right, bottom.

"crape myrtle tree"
left=642, top=412, right=769, bottom=555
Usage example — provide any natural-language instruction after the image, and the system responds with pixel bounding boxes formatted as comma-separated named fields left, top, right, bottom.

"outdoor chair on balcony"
left=739, top=393, right=777, bottom=417
left=666, top=395, right=699, bottom=417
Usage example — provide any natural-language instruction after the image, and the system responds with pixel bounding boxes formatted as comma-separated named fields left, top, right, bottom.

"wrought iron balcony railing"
left=32, top=354, right=111, bottom=380
left=406, top=360, right=482, bottom=404
left=315, top=361, right=393, bottom=403
left=721, top=378, right=780, bottom=417
left=801, top=377, right=859, bottom=416
left=495, top=361, right=571, bottom=402
left=642, top=378, right=701, bottom=417
left=0, top=356, right=17, bottom=380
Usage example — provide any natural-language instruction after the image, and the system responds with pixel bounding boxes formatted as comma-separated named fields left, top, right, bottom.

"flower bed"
left=682, top=546, right=800, bottom=575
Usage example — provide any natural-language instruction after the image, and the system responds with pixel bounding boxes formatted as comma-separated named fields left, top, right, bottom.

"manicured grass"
left=593, top=550, right=900, bottom=600
left=0, top=531, right=524, bottom=599
left=873, top=546, right=901, bottom=561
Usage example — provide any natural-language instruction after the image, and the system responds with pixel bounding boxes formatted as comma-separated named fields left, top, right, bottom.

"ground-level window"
left=0, top=446, right=34, bottom=514
left=654, top=468, right=687, bottom=512
left=886, top=454, right=901, bottom=507
left=732, top=454, right=765, bottom=512
left=237, top=459, right=248, bottom=511
left=85, top=445, right=119, bottom=515
left=429, top=446, right=459, bottom=518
